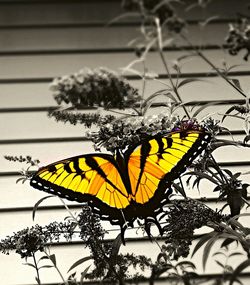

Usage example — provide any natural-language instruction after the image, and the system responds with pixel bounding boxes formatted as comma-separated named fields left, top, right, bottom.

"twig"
left=155, top=19, right=191, bottom=119
left=32, top=252, right=42, bottom=285
left=180, top=34, right=247, bottom=99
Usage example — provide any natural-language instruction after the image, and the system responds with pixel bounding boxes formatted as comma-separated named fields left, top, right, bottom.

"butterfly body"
left=30, top=129, right=211, bottom=233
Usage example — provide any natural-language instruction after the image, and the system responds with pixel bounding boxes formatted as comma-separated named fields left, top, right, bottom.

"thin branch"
left=44, top=250, right=68, bottom=285
left=180, top=34, right=247, bottom=99
left=32, top=252, right=42, bottom=285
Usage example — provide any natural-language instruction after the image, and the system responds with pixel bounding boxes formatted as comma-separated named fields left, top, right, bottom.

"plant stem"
left=154, top=17, right=191, bottom=119
left=60, top=201, right=124, bottom=285
left=32, top=252, right=42, bottom=285
left=158, top=47, right=191, bottom=119
left=180, top=34, right=247, bottom=99
left=44, top=250, right=68, bottom=285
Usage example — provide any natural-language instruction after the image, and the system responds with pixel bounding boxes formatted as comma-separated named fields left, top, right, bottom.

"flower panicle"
left=89, top=113, right=178, bottom=153
left=0, top=221, right=75, bottom=258
left=50, top=67, right=140, bottom=109
left=162, top=199, right=225, bottom=260
left=48, top=109, right=115, bottom=128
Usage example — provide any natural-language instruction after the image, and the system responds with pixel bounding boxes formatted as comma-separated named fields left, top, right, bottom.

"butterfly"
left=30, top=128, right=211, bottom=238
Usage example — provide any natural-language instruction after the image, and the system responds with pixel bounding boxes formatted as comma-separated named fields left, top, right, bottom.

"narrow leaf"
left=191, top=231, right=216, bottom=258
left=111, top=233, right=122, bottom=258
left=38, top=256, right=49, bottom=262
left=49, top=254, right=57, bottom=266
left=23, top=263, right=36, bottom=269
left=203, top=232, right=221, bottom=270
left=215, top=260, right=225, bottom=269
left=32, top=195, right=54, bottom=221
left=192, top=101, right=221, bottom=117
left=172, top=183, right=186, bottom=198
left=230, top=259, right=250, bottom=285
left=67, top=256, right=93, bottom=273
left=213, top=252, right=227, bottom=258
left=107, top=12, right=141, bottom=26
left=80, top=265, right=91, bottom=285
left=176, top=261, right=196, bottom=270
left=177, top=78, right=207, bottom=89
left=39, top=265, right=54, bottom=269
left=229, top=252, right=244, bottom=258
left=199, top=15, right=220, bottom=28
left=231, top=79, right=243, bottom=91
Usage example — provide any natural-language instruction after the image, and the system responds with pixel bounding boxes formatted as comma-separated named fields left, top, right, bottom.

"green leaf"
left=80, top=265, right=91, bottom=285
left=16, top=177, right=26, bottom=184
left=110, top=233, right=122, bottom=258
left=176, top=261, right=196, bottom=270
left=221, top=238, right=236, bottom=248
left=39, top=265, right=54, bottom=270
left=38, top=256, right=49, bottom=262
left=177, top=78, right=207, bottom=89
left=230, top=258, right=250, bottom=285
left=141, top=90, right=177, bottom=108
left=199, top=15, right=220, bottom=28
left=191, top=231, right=217, bottom=258
left=107, top=12, right=141, bottom=26
left=67, top=256, right=93, bottom=273
left=49, top=254, right=57, bottom=266
left=192, top=101, right=221, bottom=117
left=222, top=106, right=238, bottom=122
left=215, top=260, right=225, bottom=269
left=213, top=252, right=227, bottom=258
left=229, top=252, right=244, bottom=258
left=231, top=79, right=243, bottom=91
left=32, top=195, right=54, bottom=221
left=23, top=262, right=36, bottom=269
left=172, top=183, right=186, bottom=198
left=203, top=232, right=221, bottom=270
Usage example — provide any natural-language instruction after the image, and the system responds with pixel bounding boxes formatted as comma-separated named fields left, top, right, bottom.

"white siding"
left=0, top=1, right=250, bottom=284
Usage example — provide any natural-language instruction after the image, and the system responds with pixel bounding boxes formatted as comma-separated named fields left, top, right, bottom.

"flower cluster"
left=48, top=109, right=115, bottom=128
left=50, top=67, right=140, bottom=109
left=122, top=0, right=185, bottom=32
left=225, top=19, right=250, bottom=61
left=0, top=222, right=75, bottom=258
left=162, top=199, right=224, bottom=260
left=78, top=206, right=151, bottom=281
left=4, top=155, right=40, bottom=166
left=89, top=113, right=177, bottom=153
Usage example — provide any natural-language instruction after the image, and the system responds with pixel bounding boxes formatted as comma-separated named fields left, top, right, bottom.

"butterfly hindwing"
left=30, top=154, right=131, bottom=225
left=126, top=130, right=211, bottom=218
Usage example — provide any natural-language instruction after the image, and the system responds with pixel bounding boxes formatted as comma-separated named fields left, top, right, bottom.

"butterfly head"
left=172, top=119, right=203, bottom=132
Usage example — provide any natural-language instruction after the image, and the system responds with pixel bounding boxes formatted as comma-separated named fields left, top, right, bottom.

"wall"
left=0, top=0, right=250, bottom=284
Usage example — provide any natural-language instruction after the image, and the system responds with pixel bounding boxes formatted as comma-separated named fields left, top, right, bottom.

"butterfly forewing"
left=30, top=154, right=130, bottom=209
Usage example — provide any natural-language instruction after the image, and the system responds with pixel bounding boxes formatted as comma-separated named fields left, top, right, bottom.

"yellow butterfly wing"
left=127, top=130, right=210, bottom=214
left=30, top=154, right=130, bottom=213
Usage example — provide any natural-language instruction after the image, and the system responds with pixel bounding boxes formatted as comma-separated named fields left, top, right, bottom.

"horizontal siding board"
left=1, top=75, right=250, bottom=109
left=0, top=0, right=247, bottom=26
left=0, top=104, right=248, bottom=140
left=0, top=23, right=228, bottom=52
left=1, top=50, right=248, bottom=79
left=0, top=2, right=123, bottom=26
